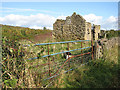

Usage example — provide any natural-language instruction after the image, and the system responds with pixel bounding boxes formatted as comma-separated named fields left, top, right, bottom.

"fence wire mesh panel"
left=24, top=40, right=94, bottom=87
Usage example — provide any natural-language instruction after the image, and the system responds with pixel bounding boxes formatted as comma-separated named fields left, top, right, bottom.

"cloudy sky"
left=0, top=2, right=118, bottom=30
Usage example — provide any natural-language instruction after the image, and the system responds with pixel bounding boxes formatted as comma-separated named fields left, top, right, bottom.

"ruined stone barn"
left=53, top=12, right=101, bottom=40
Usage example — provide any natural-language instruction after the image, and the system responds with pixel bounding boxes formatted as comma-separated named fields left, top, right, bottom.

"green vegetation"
left=43, top=27, right=47, bottom=30
left=106, top=30, right=119, bottom=39
left=1, top=24, right=119, bottom=88
left=2, top=37, right=25, bottom=88
left=2, top=35, right=91, bottom=88
left=2, top=24, right=52, bottom=41
left=51, top=43, right=119, bottom=88
left=100, top=29, right=120, bottom=39
left=52, top=59, right=119, bottom=88
left=1, top=24, right=52, bottom=88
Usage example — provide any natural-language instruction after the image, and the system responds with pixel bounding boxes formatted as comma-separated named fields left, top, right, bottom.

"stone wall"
left=53, top=12, right=101, bottom=41
left=53, top=19, right=65, bottom=40
left=85, top=22, right=92, bottom=40
left=94, top=37, right=119, bottom=60
left=93, top=25, right=101, bottom=40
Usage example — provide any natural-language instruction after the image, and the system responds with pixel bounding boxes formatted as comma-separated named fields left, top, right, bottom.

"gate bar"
left=34, top=40, right=90, bottom=46
left=28, top=47, right=91, bottom=60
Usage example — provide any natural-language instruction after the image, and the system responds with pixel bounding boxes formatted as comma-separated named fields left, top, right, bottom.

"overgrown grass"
left=52, top=58, right=119, bottom=88
left=2, top=24, right=119, bottom=88
left=2, top=36, right=92, bottom=88
left=50, top=44, right=119, bottom=88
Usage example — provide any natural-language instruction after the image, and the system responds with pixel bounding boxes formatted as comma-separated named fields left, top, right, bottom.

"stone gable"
left=53, top=12, right=101, bottom=41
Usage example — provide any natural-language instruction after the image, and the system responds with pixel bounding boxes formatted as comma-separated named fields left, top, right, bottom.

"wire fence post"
left=67, top=43, right=70, bottom=67
left=47, top=45, right=51, bottom=77
left=91, top=40, right=94, bottom=60
left=81, top=42, right=83, bottom=64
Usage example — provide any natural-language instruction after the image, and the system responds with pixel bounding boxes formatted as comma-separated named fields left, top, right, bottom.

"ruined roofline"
left=71, top=12, right=86, bottom=21
left=86, top=22, right=91, bottom=24
left=64, top=12, right=86, bottom=22
left=54, top=12, right=86, bottom=24
left=55, top=13, right=101, bottom=27
left=56, top=19, right=65, bottom=21
left=53, top=19, right=65, bottom=25
left=93, top=24, right=100, bottom=26
left=94, top=25, right=100, bottom=26
left=53, top=12, right=101, bottom=41
left=86, top=22, right=100, bottom=27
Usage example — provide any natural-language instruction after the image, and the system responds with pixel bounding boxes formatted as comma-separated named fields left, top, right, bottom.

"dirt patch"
left=33, top=32, right=52, bottom=43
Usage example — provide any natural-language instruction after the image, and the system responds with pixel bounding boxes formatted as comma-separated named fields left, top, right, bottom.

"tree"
left=43, top=27, right=47, bottom=30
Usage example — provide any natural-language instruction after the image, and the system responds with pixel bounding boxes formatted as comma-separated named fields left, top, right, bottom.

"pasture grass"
left=2, top=34, right=119, bottom=88
left=50, top=44, right=119, bottom=88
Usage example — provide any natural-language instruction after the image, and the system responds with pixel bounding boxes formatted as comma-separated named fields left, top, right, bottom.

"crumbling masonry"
left=53, top=12, right=100, bottom=40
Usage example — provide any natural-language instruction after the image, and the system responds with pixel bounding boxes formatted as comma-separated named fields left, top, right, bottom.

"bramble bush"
left=2, top=37, right=25, bottom=88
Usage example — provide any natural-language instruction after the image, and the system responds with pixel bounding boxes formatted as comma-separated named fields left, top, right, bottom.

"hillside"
left=2, top=24, right=52, bottom=42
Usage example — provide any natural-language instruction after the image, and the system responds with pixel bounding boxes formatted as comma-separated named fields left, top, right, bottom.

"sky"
left=0, top=2, right=118, bottom=30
